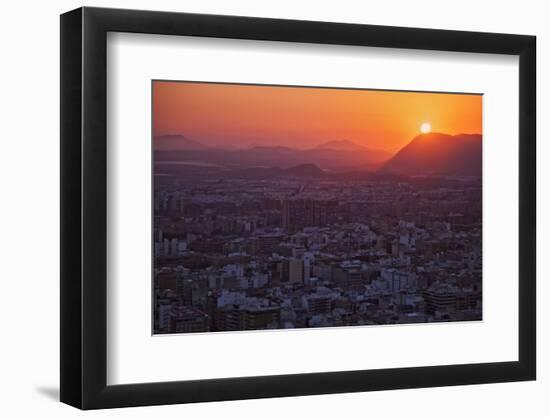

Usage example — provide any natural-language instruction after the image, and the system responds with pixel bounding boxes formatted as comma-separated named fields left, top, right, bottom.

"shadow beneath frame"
left=35, top=386, right=59, bottom=401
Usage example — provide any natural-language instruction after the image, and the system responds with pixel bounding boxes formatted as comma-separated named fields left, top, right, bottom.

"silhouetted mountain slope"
left=380, top=133, right=482, bottom=176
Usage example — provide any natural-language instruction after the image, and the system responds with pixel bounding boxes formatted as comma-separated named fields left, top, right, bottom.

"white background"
left=108, top=33, right=519, bottom=384
left=0, top=0, right=546, bottom=416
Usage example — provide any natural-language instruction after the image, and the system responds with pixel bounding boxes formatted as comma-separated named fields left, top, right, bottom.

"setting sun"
left=420, top=122, right=431, bottom=134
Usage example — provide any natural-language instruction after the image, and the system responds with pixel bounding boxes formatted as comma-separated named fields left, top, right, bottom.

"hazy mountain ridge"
left=154, top=133, right=482, bottom=177
left=154, top=137, right=391, bottom=171
left=154, top=134, right=210, bottom=151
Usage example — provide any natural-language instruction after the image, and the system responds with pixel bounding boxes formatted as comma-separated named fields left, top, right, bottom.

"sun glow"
left=154, top=81, right=483, bottom=151
left=420, top=122, right=431, bottom=134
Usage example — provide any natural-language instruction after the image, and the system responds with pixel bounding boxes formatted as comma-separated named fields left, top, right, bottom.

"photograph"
left=0, top=1, right=534, bottom=413
left=152, top=81, right=483, bottom=335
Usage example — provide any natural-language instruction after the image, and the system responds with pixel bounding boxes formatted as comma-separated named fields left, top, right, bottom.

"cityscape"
left=152, top=81, right=482, bottom=335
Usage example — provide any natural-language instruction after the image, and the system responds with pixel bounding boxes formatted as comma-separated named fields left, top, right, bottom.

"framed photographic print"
left=60, top=7, right=536, bottom=409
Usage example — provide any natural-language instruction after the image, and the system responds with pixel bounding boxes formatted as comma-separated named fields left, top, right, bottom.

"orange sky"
left=153, top=81, right=482, bottom=152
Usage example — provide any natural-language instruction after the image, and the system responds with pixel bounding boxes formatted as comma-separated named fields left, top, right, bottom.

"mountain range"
left=154, top=135, right=391, bottom=171
left=154, top=133, right=482, bottom=177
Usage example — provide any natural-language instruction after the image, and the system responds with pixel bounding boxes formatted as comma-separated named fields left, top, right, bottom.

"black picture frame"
left=60, top=6, right=536, bottom=410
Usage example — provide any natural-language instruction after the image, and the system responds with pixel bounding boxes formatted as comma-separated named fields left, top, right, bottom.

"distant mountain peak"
left=154, top=134, right=209, bottom=151
left=284, top=163, right=326, bottom=177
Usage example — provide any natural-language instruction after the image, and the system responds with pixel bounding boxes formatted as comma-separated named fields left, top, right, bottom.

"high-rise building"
left=216, top=304, right=281, bottom=331
left=288, top=258, right=304, bottom=284
left=282, top=199, right=337, bottom=232
left=169, top=306, right=211, bottom=333
left=257, top=234, right=284, bottom=255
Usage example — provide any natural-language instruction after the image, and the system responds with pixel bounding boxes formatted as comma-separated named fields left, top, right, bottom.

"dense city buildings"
left=153, top=165, right=482, bottom=334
